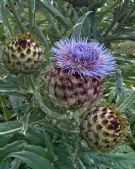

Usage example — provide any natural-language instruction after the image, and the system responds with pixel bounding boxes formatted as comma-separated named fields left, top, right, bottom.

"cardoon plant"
left=47, top=38, right=115, bottom=107
left=0, top=0, right=135, bottom=169
left=3, top=33, right=44, bottom=74
left=80, top=106, right=130, bottom=151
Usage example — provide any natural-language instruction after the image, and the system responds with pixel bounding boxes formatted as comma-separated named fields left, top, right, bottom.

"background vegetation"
left=0, top=0, right=135, bottom=169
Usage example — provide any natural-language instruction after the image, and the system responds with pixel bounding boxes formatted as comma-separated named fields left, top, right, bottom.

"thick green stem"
left=28, top=0, right=35, bottom=31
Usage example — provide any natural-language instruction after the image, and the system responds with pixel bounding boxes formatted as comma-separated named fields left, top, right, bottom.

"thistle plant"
left=0, top=0, right=135, bottom=169
left=47, top=38, right=115, bottom=107
left=3, top=33, right=45, bottom=74
left=80, top=106, right=130, bottom=151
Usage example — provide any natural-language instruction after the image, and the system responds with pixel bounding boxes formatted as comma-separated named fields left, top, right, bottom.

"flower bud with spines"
left=47, top=38, right=116, bottom=108
left=80, top=106, right=130, bottom=151
left=3, top=33, right=45, bottom=74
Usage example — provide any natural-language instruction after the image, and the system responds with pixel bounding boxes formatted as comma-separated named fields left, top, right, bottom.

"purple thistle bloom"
left=52, top=38, right=116, bottom=78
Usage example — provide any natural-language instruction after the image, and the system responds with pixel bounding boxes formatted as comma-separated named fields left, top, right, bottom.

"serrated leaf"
left=0, top=121, right=22, bottom=135
left=0, top=163, right=10, bottom=169
left=80, top=150, right=135, bottom=169
left=10, top=159, right=21, bottom=169
left=44, top=131, right=55, bottom=161
left=26, top=127, right=46, bottom=146
left=0, top=141, right=26, bottom=162
left=9, top=151, right=55, bottom=169
left=34, top=26, right=49, bottom=50
left=72, top=11, right=92, bottom=38
left=118, top=89, right=135, bottom=111
left=38, top=0, right=69, bottom=28
left=23, top=144, right=48, bottom=159
left=0, top=0, right=12, bottom=36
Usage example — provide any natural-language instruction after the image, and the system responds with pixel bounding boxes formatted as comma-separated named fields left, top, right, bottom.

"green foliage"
left=0, top=0, right=135, bottom=169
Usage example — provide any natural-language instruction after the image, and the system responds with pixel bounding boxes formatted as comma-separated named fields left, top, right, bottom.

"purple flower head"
left=52, top=38, right=116, bottom=78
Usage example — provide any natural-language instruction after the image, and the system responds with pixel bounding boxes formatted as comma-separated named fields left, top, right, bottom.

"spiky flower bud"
left=80, top=106, right=130, bottom=151
left=3, top=33, right=45, bottom=74
left=47, top=38, right=116, bottom=108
